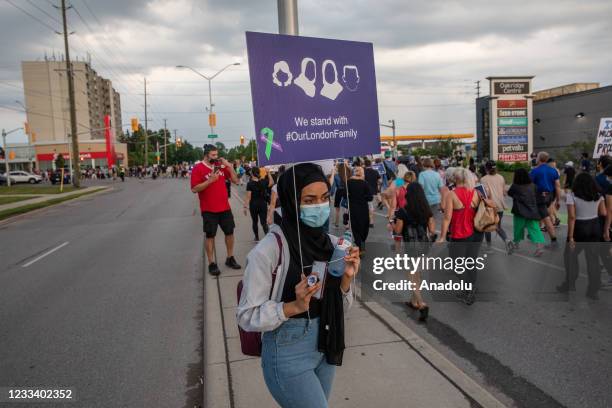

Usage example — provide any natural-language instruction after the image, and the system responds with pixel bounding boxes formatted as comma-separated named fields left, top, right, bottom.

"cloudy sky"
left=1, top=0, right=611, bottom=148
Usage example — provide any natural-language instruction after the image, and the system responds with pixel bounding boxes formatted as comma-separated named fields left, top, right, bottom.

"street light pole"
left=175, top=63, right=240, bottom=138
left=208, top=80, right=213, bottom=135
left=2, top=127, right=23, bottom=187
left=380, top=119, right=397, bottom=157
left=278, top=0, right=299, bottom=35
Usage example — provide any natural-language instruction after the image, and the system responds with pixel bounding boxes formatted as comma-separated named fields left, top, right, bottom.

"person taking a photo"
left=191, top=144, right=242, bottom=276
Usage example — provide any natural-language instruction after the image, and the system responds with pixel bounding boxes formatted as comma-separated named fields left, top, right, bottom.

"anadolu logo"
left=259, top=127, right=283, bottom=160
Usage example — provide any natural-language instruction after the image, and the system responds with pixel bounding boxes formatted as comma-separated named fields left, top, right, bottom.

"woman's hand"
left=343, top=246, right=361, bottom=279
left=291, top=273, right=321, bottom=315
left=243, top=206, right=248, bottom=216
left=568, top=238, right=576, bottom=250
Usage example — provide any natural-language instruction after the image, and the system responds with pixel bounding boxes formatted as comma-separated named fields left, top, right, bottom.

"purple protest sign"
left=246, top=31, right=380, bottom=166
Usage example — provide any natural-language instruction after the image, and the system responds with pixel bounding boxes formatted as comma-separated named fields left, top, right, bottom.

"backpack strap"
left=269, top=232, right=283, bottom=299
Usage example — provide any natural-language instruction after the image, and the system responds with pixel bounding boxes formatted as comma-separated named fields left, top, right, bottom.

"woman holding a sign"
left=237, top=163, right=360, bottom=408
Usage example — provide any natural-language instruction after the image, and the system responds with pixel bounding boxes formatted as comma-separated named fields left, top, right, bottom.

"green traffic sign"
left=208, top=134, right=218, bottom=139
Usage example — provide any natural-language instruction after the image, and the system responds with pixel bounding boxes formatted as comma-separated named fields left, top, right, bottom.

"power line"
left=25, top=0, right=61, bottom=24
left=4, top=0, right=59, bottom=33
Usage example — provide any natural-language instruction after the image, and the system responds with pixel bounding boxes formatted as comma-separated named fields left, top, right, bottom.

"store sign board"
left=493, top=81, right=530, bottom=95
left=498, top=109, right=527, bottom=117
left=498, top=135, right=528, bottom=145
left=497, top=99, right=527, bottom=108
left=498, top=117, right=528, bottom=127
left=498, top=153, right=528, bottom=161
left=498, top=126, right=528, bottom=136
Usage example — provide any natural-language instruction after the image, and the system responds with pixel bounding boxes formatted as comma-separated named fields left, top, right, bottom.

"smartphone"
left=311, top=261, right=327, bottom=299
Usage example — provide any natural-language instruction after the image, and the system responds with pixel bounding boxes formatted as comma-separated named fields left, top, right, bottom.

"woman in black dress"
left=347, top=166, right=373, bottom=255
left=244, top=167, right=273, bottom=240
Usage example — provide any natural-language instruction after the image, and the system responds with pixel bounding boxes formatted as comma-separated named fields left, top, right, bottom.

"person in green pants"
left=507, top=168, right=546, bottom=257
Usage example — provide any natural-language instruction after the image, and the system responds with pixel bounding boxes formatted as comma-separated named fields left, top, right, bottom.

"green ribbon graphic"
left=262, top=127, right=274, bottom=160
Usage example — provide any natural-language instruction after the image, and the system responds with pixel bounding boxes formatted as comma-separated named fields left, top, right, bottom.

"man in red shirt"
left=191, top=145, right=241, bottom=276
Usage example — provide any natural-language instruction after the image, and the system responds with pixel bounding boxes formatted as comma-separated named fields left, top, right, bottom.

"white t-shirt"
left=565, top=192, right=602, bottom=220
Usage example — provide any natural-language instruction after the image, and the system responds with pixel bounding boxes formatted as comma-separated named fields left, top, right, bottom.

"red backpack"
left=236, top=232, right=283, bottom=356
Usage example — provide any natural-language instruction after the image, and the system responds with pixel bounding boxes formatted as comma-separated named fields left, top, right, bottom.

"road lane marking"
left=22, top=241, right=69, bottom=268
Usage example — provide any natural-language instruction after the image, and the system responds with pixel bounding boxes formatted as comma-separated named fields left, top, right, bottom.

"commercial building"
left=21, top=58, right=127, bottom=170
left=1, top=143, right=35, bottom=172
left=477, top=81, right=612, bottom=160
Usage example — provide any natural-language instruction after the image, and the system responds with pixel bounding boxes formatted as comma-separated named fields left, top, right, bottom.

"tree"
left=55, top=153, right=65, bottom=169
left=226, top=139, right=257, bottom=163
left=557, top=140, right=596, bottom=166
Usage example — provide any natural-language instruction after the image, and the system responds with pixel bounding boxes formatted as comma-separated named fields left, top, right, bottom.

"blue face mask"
left=395, top=178, right=405, bottom=187
left=300, top=203, right=330, bottom=228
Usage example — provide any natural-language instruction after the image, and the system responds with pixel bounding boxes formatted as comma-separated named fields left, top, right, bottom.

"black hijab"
left=277, top=163, right=345, bottom=365
left=277, top=163, right=335, bottom=270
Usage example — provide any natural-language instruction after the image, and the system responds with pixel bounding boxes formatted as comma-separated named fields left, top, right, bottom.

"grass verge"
left=0, top=188, right=106, bottom=221
left=0, top=196, right=40, bottom=205
left=0, top=185, right=77, bottom=195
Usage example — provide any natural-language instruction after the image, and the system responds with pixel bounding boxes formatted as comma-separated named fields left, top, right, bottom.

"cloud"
left=1, top=0, right=611, bottom=149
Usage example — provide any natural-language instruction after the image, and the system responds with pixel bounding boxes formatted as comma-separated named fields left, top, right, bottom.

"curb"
left=362, top=300, right=507, bottom=408
left=0, top=186, right=111, bottom=227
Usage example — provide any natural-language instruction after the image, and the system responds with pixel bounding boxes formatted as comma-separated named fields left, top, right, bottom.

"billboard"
left=488, top=76, right=534, bottom=162
left=246, top=31, right=380, bottom=165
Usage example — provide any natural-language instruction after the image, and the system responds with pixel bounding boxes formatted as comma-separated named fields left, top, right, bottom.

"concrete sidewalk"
left=0, top=186, right=107, bottom=212
left=203, top=192, right=507, bottom=408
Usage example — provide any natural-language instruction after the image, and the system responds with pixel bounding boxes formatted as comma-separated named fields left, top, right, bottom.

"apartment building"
left=22, top=58, right=127, bottom=170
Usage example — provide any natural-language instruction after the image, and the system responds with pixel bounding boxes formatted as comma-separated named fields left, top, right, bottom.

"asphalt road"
left=0, top=177, right=204, bottom=408
left=2, top=177, right=610, bottom=408
left=353, top=199, right=612, bottom=408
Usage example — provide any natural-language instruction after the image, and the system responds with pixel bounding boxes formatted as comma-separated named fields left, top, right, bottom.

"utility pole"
left=144, top=77, right=148, bottom=168
left=60, top=0, right=80, bottom=187
left=163, top=119, right=168, bottom=167
left=475, top=80, right=481, bottom=98
left=391, top=119, right=396, bottom=156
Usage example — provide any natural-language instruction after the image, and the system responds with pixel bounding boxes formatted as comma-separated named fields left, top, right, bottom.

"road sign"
left=208, top=134, right=218, bottom=139
left=246, top=31, right=380, bottom=165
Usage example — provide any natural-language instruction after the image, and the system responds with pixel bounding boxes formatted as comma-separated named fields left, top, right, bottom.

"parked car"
left=0, top=171, right=42, bottom=185
left=50, top=170, right=71, bottom=185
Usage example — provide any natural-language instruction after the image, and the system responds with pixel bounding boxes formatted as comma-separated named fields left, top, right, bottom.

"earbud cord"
left=292, top=164, right=310, bottom=322
left=342, top=161, right=356, bottom=304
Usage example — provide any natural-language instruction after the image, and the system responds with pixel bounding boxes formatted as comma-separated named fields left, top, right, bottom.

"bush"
left=495, top=160, right=530, bottom=172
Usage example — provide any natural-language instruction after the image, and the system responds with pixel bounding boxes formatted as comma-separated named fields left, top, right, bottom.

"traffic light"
left=208, top=113, right=216, bottom=127
left=240, top=135, right=245, bottom=145
left=8, top=150, right=15, bottom=160
left=131, top=118, right=139, bottom=131
left=176, top=137, right=182, bottom=148
left=0, top=147, right=4, bottom=159
left=24, top=122, right=30, bottom=135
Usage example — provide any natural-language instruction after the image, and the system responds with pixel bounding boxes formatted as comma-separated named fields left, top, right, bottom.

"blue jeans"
left=261, top=317, right=335, bottom=408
